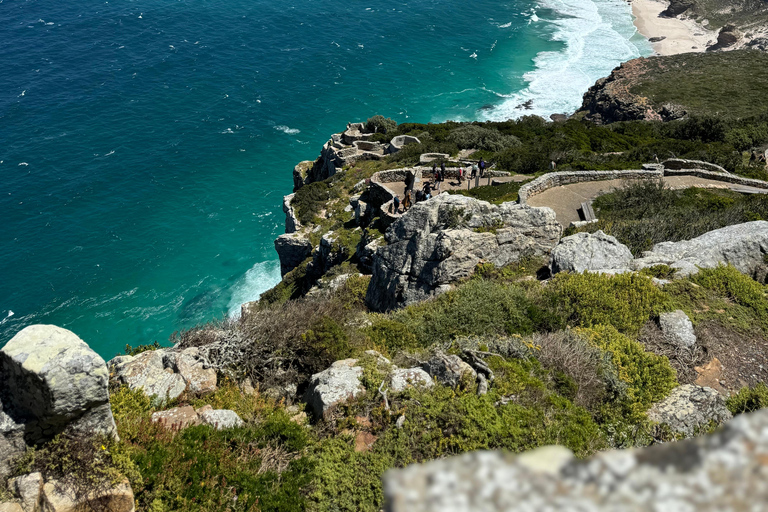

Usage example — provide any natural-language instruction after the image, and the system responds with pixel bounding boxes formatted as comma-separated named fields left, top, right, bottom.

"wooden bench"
left=580, top=201, right=597, bottom=222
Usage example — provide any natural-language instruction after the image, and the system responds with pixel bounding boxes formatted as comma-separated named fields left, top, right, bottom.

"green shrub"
left=124, top=341, right=162, bottom=356
left=365, top=115, right=397, bottom=134
left=392, top=279, right=541, bottom=347
left=577, top=325, right=677, bottom=415
left=543, top=272, right=670, bottom=334
left=447, top=124, right=520, bottom=152
left=689, top=265, right=768, bottom=330
left=301, top=317, right=354, bottom=366
left=364, top=318, right=418, bottom=353
left=727, top=383, right=768, bottom=415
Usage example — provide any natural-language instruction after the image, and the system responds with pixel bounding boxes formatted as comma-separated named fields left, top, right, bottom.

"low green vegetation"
left=631, top=51, right=768, bottom=119
left=451, top=179, right=531, bottom=204
left=572, top=181, right=768, bottom=254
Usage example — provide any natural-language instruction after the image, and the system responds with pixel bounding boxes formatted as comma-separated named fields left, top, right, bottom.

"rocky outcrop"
left=40, top=479, right=134, bottom=512
left=274, top=232, right=312, bottom=276
left=389, top=368, right=434, bottom=393
left=709, top=24, right=742, bottom=51
left=0, top=325, right=117, bottom=446
left=659, top=310, right=697, bottom=349
left=550, top=231, right=634, bottom=274
left=7, top=472, right=42, bottom=511
left=647, top=384, right=731, bottom=437
left=304, top=359, right=365, bottom=419
left=579, top=58, right=691, bottom=124
left=632, top=220, right=768, bottom=280
left=384, top=406, right=768, bottom=511
left=151, top=404, right=243, bottom=431
left=366, top=194, right=561, bottom=312
left=283, top=194, right=300, bottom=233
left=421, top=352, right=477, bottom=388
left=109, top=347, right=217, bottom=404
left=660, top=0, right=694, bottom=17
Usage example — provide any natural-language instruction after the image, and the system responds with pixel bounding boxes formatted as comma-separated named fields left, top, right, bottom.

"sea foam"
left=226, top=260, right=282, bottom=318
left=484, top=0, right=651, bottom=121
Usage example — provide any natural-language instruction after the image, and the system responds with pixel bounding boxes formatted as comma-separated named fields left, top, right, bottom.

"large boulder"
left=8, top=472, right=42, bottom=511
left=384, top=407, right=768, bottom=511
left=0, top=325, right=117, bottom=445
left=647, top=384, right=731, bottom=437
left=274, top=233, right=313, bottom=276
left=632, top=221, right=768, bottom=279
left=550, top=230, right=634, bottom=274
left=109, top=350, right=186, bottom=404
left=40, top=479, right=134, bottom=512
left=366, top=194, right=561, bottom=311
left=109, top=347, right=217, bottom=404
left=304, top=359, right=365, bottom=419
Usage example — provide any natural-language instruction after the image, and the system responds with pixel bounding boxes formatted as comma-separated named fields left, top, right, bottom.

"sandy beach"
left=631, top=0, right=717, bottom=55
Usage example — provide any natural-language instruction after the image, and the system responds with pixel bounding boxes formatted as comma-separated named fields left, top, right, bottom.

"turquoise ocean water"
left=0, top=0, right=650, bottom=358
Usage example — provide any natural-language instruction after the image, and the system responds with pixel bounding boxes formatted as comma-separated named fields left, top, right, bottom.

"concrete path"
left=527, top=176, right=768, bottom=227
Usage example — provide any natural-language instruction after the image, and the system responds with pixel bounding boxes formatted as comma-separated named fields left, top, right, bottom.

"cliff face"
left=578, top=58, right=684, bottom=124
left=578, top=50, right=768, bottom=123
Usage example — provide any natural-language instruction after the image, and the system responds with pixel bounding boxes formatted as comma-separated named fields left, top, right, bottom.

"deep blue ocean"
left=0, top=0, right=650, bottom=358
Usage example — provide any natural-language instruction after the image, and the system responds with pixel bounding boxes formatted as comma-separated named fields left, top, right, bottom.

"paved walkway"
left=526, top=176, right=768, bottom=226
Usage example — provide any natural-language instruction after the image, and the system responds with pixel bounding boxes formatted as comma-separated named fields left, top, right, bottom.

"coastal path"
left=526, top=176, right=768, bottom=226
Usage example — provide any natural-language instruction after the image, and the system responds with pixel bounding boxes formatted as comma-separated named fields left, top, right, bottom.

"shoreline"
left=630, top=0, right=716, bottom=56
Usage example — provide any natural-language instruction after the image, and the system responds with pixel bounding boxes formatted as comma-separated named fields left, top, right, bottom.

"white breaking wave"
left=273, top=125, right=301, bottom=135
left=483, top=0, right=651, bottom=121
left=226, top=260, right=282, bottom=318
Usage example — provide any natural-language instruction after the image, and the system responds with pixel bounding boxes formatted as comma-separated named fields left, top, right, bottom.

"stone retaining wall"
left=663, top=158, right=730, bottom=174
left=664, top=169, right=768, bottom=190
left=518, top=170, right=662, bottom=205
left=373, top=167, right=509, bottom=184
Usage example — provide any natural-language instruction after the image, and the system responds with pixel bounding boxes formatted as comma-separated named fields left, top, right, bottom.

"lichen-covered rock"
left=384, top=407, right=768, bottom=511
left=647, top=384, right=731, bottom=437
left=0, top=325, right=117, bottom=444
left=109, top=350, right=186, bottom=405
left=632, top=221, right=768, bottom=280
left=550, top=230, right=633, bottom=274
left=41, top=479, right=134, bottom=512
left=0, top=410, right=26, bottom=478
left=163, top=348, right=217, bottom=394
left=8, top=472, right=42, bottom=512
left=274, top=232, right=313, bottom=276
left=283, top=193, right=300, bottom=233
left=366, top=194, right=561, bottom=311
left=197, top=406, right=244, bottom=430
left=421, top=352, right=476, bottom=388
left=390, top=368, right=434, bottom=393
left=151, top=406, right=201, bottom=430
left=659, top=310, right=697, bottom=349
left=304, top=359, right=365, bottom=419
left=0, top=503, right=22, bottom=512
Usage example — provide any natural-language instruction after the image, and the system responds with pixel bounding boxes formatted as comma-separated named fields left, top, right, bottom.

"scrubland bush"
left=446, top=124, right=520, bottom=152
left=365, top=115, right=397, bottom=134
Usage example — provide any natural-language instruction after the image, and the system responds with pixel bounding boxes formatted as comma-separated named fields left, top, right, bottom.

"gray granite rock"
left=384, top=407, right=768, bottom=511
left=8, top=472, right=42, bottom=512
left=647, top=384, right=731, bottom=437
left=198, top=407, right=245, bottom=430
left=275, top=232, right=313, bottom=277
left=632, top=221, right=768, bottom=280
left=390, top=368, right=434, bottom=393
left=421, top=352, right=476, bottom=388
left=366, top=194, right=561, bottom=311
left=550, top=230, right=634, bottom=274
left=659, top=310, right=697, bottom=348
left=109, top=350, right=187, bottom=405
left=304, top=359, right=365, bottom=419
left=0, top=325, right=117, bottom=444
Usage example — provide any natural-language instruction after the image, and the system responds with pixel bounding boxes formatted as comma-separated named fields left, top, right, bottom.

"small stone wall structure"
left=663, top=158, right=731, bottom=174
left=664, top=168, right=768, bottom=190
left=517, top=170, right=663, bottom=205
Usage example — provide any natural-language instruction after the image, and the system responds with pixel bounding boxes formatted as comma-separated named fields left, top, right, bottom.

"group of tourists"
left=391, top=158, right=488, bottom=214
